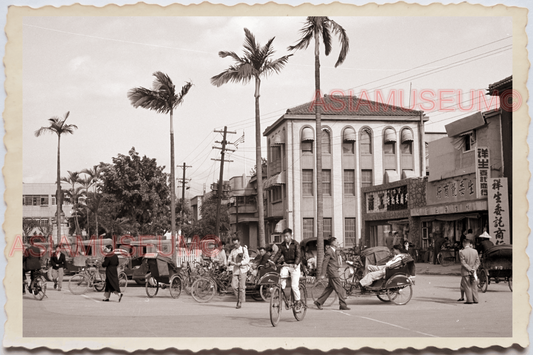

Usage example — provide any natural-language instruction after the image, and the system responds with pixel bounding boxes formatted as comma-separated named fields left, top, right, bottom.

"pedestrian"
left=101, top=245, right=123, bottom=302
left=459, top=239, right=480, bottom=304
left=211, top=241, right=227, bottom=269
left=385, top=231, right=394, bottom=250
left=433, top=233, right=445, bottom=264
left=23, top=242, right=42, bottom=294
left=49, top=244, right=66, bottom=291
left=227, top=237, right=249, bottom=309
left=314, top=237, right=350, bottom=311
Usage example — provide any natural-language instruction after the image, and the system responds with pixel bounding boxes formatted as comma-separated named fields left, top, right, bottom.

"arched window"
left=360, top=129, right=372, bottom=154
left=400, top=129, right=413, bottom=154
left=301, top=127, right=314, bottom=155
left=343, top=127, right=356, bottom=154
left=322, top=130, right=331, bottom=154
left=383, top=128, right=397, bottom=154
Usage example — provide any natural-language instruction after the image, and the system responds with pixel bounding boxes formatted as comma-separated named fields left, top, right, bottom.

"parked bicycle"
left=190, top=267, right=232, bottom=303
left=24, top=268, right=48, bottom=301
left=68, top=259, right=106, bottom=295
left=269, top=264, right=308, bottom=327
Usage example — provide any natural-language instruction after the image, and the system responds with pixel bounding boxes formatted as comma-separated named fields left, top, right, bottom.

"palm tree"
left=81, top=165, right=104, bottom=238
left=211, top=28, right=292, bottom=248
left=64, top=186, right=85, bottom=236
left=288, top=17, right=349, bottom=270
left=128, top=72, right=192, bottom=260
left=35, top=112, right=78, bottom=244
left=78, top=175, right=93, bottom=238
left=61, top=170, right=82, bottom=236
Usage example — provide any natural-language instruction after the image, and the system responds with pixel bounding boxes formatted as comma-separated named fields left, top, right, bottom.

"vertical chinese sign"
left=475, top=146, right=490, bottom=199
left=488, top=177, right=510, bottom=245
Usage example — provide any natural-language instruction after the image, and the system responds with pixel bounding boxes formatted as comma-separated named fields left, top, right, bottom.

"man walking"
left=459, top=238, right=480, bottom=304
left=228, top=237, right=249, bottom=309
left=50, top=244, right=66, bottom=291
left=314, top=237, right=350, bottom=311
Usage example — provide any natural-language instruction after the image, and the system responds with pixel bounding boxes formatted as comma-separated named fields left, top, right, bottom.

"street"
left=23, top=274, right=512, bottom=338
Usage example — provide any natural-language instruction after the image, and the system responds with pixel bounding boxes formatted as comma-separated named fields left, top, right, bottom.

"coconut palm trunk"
left=313, top=33, right=324, bottom=271
left=254, top=78, right=266, bottom=248
left=169, top=107, right=177, bottom=255
left=56, top=135, right=62, bottom=244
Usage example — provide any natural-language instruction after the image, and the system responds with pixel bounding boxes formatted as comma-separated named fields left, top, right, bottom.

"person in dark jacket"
left=49, top=245, right=66, bottom=291
left=314, top=237, right=350, bottom=311
left=102, top=245, right=123, bottom=302
left=24, top=243, right=42, bottom=294
left=269, top=228, right=302, bottom=309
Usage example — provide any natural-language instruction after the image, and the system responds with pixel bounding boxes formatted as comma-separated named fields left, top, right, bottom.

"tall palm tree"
left=64, top=186, right=85, bottom=236
left=35, top=112, right=78, bottom=244
left=128, top=72, right=192, bottom=260
left=211, top=28, right=292, bottom=248
left=288, top=17, right=349, bottom=270
left=81, top=165, right=103, bottom=238
left=79, top=175, right=93, bottom=238
left=61, top=170, right=81, bottom=235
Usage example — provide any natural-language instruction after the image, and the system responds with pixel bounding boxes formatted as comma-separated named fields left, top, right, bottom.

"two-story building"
left=227, top=175, right=259, bottom=248
left=263, top=94, right=428, bottom=247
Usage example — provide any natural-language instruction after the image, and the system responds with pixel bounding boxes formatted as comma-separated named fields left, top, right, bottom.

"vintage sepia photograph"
left=2, top=1, right=530, bottom=353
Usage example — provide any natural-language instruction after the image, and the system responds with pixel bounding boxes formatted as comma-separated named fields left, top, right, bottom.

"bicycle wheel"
left=33, top=277, right=47, bottom=301
left=118, top=272, right=128, bottom=290
left=340, top=266, right=353, bottom=283
left=441, top=253, right=454, bottom=266
left=377, top=293, right=390, bottom=302
left=145, top=275, right=159, bottom=298
left=478, top=268, right=489, bottom=293
left=191, top=277, right=216, bottom=303
left=293, top=284, right=307, bottom=321
left=270, top=287, right=282, bottom=327
left=69, top=274, right=89, bottom=295
left=260, top=284, right=274, bottom=302
left=169, top=275, right=182, bottom=299
left=93, top=272, right=106, bottom=292
left=310, top=279, right=338, bottom=307
left=386, top=275, right=412, bottom=305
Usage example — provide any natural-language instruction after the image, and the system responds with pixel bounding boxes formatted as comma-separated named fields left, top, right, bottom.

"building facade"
left=227, top=175, right=259, bottom=249
left=263, top=94, right=428, bottom=247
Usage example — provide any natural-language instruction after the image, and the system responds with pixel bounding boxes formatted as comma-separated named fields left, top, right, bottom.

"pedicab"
left=477, top=244, right=512, bottom=292
left=143, top=252, right=183, bottom=299
left=340, top=246, right=416, bottom=305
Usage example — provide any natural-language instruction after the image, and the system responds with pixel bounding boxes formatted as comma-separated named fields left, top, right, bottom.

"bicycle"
left=190, top=267, right=232, bottom=303
left=269, top=265, right=308, bottom=327
left=24, top=268, right=48, bottom=301
left=68, top=260, right=106, bottom=295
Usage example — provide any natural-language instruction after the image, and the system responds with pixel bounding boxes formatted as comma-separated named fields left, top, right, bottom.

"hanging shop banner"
left=475, top=146, right=490, bottom=199
left=487, top=177, right=510, bottom=245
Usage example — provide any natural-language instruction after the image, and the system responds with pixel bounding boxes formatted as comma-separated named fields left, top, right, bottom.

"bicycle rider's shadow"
left=415, top=296, right=465, bottom=304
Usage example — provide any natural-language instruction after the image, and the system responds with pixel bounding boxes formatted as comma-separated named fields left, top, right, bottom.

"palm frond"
left=328, top=19, right=350, bottom=67
left=287, top=18, right=314, bottom=52
left=211, top=63, right=254, bottom=87
left=242, top=28, right=259, bottom=58
left=174, top=81, right=193, bottom=108
left=322, top=20, right=333, bottom=56
left=152, top=71, right=175, bottom=94
left=219, top=51, right=243, bottom=63
left=261, top=54, right=293, bottom=77
left=127, top=87, right=169, bottom=114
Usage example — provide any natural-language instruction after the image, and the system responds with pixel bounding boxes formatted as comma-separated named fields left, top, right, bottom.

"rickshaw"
left=340, top=246, right=415, bottom=305
left=477, top=244, right=512, bottom=292
left=143, top=252, right=183, bottom=299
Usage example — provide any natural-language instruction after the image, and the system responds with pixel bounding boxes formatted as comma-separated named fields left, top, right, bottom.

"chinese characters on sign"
left=475, top=146, right=490, bottom=199
left=366, top=185, right=408, bottom=213
left=487, top=177, right=510, bottom=245
left=426, top=174, right=476, bottom=205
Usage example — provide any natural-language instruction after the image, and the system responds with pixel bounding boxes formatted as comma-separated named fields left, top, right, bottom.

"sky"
left=22, top=15, right=512, bottom=198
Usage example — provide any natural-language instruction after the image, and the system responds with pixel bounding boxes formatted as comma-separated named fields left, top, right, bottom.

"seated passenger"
left=251, top=247, right=270, bottom=282
left=359, top=245, right=407, bottom=289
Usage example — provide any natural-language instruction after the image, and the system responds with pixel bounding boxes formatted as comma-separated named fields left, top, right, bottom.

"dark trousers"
left=317, top=276, right=347, bottom=308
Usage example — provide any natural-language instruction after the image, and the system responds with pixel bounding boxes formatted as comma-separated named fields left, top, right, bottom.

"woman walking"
left=102, top=245, right=123, bottom=302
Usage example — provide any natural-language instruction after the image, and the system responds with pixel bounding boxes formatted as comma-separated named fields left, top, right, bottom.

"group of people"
left=22, top=243, right=123, bottom=302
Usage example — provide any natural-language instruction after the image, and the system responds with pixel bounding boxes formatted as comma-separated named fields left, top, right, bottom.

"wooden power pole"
left=212, top=126, right=235, bottom=239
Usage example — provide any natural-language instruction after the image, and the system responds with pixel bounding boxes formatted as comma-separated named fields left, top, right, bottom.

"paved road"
left=23, top=274, right=512, bottom=338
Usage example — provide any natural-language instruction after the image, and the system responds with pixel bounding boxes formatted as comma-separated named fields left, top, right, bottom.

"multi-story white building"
left=263, top=94, right=428, bottom=247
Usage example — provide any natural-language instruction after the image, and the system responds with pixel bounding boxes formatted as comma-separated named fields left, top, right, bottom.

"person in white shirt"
left=359, top=245, right=407, bottom=288
left=227, top=237, right=249, bottom=309
left=211, top=241, right=227, bottom=268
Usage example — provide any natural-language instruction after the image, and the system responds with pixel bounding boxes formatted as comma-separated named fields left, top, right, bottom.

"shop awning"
left=402, top=170, right=417, bottom=179
left=301, top=127, right=314, bottom=142
left=384, top=128, right=397, bottom=143
left=262, top=173, right=285, bottom=189
left=401, top=129, right=414, bottom=143
left=420, top=213, right=480, bottom=222
left=445, top=111, right=485, bottom=137
left=343, top=127, right=356, bottom=142
left=385, top=170, right=400, bottom=183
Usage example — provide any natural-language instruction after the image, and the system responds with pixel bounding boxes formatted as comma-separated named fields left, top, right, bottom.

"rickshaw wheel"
left=377, top=293, right=390, bottom=302
left=310, top=279, right=338, bottom=307
left=33, top=276, right=47, bottom=301
left=478, top=269, right=489, bottom=293
left=260, top=285, right=273, bottom=302
left=191, top=277, right=216, bottom=303
left=386, top=275, right=412, bottom=305
left=69, top=274, right=89, bottom=295
left=145, top=275, right=159, bottom=298
left=251, top=289, right=263, bottom=301
left=292, top=284, right=307, bottom=321
left=118, top=272, right=128, bottom=290
left=508, top=277, right=512, bottom=292
left=169, top=275, right=182, bottom=299
left=93, top=272, right=106, bottom=292
left=270, top=287, right=282, bottom=327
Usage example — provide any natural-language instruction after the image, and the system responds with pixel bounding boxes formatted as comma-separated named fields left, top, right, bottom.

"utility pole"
left=212, top=126, right=236, bottom=239
left=178, top=163, right=192, bottom=239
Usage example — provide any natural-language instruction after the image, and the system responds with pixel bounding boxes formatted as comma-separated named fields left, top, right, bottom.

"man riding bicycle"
left=269, top=228, right=302, bottom=310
